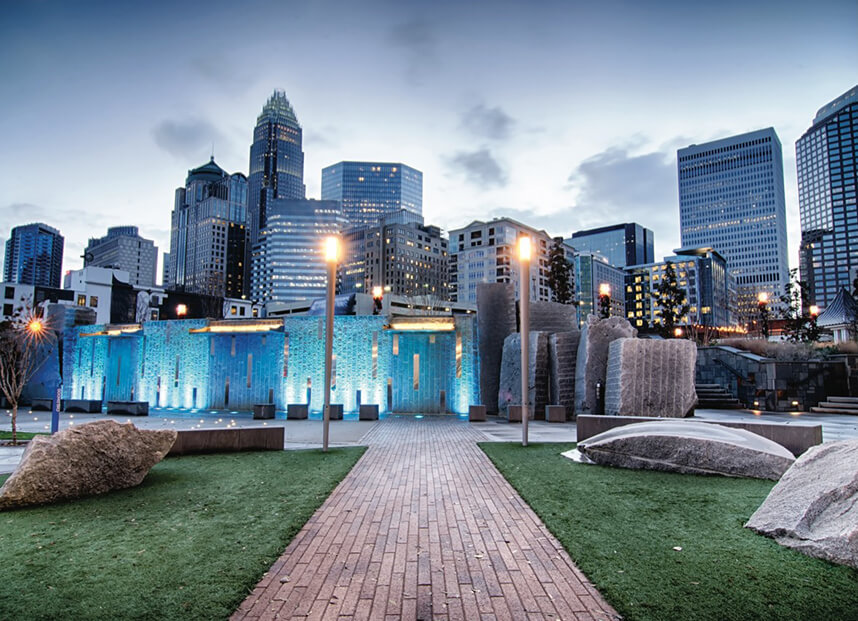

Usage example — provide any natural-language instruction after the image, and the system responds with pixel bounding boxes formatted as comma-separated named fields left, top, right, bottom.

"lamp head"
left=518, top=235, right=531, bottom=261
left=325, top=236, right=339, bottom=263
left=599, top=283, right=611, bottom=297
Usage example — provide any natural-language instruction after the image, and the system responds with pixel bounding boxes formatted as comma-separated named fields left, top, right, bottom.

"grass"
left=480, top=442, right=858, bottom=621
left=0, top=448, right=365, bottom=620
left=0, top=431, right=42, bottom=441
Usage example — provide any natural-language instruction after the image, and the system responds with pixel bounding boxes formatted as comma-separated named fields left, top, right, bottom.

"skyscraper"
left=3, top=222, right=64, bottom=288
left=248, top=91, right=305, bottom=248
left=797, top=85, right=858, bottom=310
left=251, top=199, right=347, bottom=305
left=570, top=223, right=654, bottom=268
left=84, top=226, right=158, bottom=288
left=678, top=128, right=789, bottom=322
left=169, top=157, right=249, bottom=298
left=321, top=161, right=422, bottom=229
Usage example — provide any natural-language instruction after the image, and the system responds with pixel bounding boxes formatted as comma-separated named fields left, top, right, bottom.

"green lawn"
left=0, top=448, right=365, bottom=620
left=0, top=431, right=42, bottom=441
left=480, top=442, right=858, bottom=621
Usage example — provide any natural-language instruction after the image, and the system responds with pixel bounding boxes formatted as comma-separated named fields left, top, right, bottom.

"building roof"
left=816, top=287, right=858, bottom=327
left=258, top=90, right=299, bottom=126
left=186, top=157, right=227, bottom=183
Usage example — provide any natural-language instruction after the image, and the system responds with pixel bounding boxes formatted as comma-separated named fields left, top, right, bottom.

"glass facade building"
left=248, top=91, right=306, bottom=249
left=3, top=222, right=64, bottom=288
left=678, top=128, right=789, bottom=323
left=797, top=85, right=858, bottom=310
left=169, top=158, right=249, bottom=299
left=570, top=223, right=654, bottom=268
left=84, top=226, right=158, bottom=288
left=321, top=161, right=422, bottom=229
left=251, top=199, right=347, bottom=305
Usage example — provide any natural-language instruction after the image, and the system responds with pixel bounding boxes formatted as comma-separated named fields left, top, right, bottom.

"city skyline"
left=1, top=0, right=856, bottom=276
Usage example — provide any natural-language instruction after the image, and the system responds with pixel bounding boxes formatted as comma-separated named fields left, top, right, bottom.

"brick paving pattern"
left=233, top=416, right=618, bottom=620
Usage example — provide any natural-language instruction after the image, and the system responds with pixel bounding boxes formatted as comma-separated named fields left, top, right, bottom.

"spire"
left=258, top=90, right=300, bottom=126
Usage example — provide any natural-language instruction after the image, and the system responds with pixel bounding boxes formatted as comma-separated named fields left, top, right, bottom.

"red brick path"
left=232, top=416, right=618, bottom=620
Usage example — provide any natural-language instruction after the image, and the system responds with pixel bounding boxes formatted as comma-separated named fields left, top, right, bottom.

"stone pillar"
left=476, top=283, right=516, bottom=414
left=498, top=331, right=550, bottom=419
left=574, top=315, right=637, bottom=415
left=548, top=331, right=580, bottom=418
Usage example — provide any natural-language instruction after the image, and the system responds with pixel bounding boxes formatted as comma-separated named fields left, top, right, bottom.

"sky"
left=1, top=0, right=856, bottom=279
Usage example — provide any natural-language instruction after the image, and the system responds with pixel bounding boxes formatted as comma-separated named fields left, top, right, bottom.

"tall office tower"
left=251, top=199, right=347, bottom=305
left=83, top=226, right=158, bottom=288
left=449, top=218, right=555, bottom=304
left=567, top=248, right=626, bottom=324
left=321, top=161, right=422, bottom=229
left=797, top=85, right=858, bottom=310
left=3, top=222, right=64, bottom=287
left=570, top=223, right=654, bottom=268
left=340, top=210, right=449, bottom=299
left=169, top=158, right=249, bottom=298
left=678, top=128, right=789, bottom=323
left=248, top=91, right=305, bottom=249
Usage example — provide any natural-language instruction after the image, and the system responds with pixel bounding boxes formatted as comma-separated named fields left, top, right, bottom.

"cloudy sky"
left=1, top=0, right=856, bottom=278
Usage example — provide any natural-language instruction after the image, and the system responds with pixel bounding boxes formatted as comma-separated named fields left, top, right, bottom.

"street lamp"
left=323, top=236, right=339, bottom=452
left=674, top=327, right=683, bottom=338
left=518, top=235, right=531, bottom=447
left=598, top=283, right=611, bottom=319
left=757, top=292, right=770, bottom=339
left=26, top=316, right=62, bottom=434
left=372, top=285, right=383, bottom=315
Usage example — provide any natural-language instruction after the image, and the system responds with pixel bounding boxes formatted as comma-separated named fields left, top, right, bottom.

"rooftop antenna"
left=211, top=142, right=215, bottom=161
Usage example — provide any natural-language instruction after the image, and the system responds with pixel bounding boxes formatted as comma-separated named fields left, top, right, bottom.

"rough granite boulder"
left=0, top=420, right=176, bottom=510
left=605, top=338, right=697, bottom=417
left=574, top=315, right=637, bottom=414
left=549, top=331, right=580, bottom=418
left=498, top=331, right=550, bottom=418
left=745, top=438, right=858, bottom=569
left=477, top=282, right=517, bottom=413
left=577, top=420, right=794, bottom=480
left=529, top=301, right=578, bottom=333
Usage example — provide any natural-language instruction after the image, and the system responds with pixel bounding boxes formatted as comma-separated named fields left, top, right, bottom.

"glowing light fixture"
left=325, top=236, right=339, bottom=263
left=599, top=283, right=611, bottom=297
left=757, top=292, right=768, bottom=304
left=809, top=305, right=819, bottom=317
left=388, top=318, right=455, bottom=332
left=518, top=235, right=531, bottom=261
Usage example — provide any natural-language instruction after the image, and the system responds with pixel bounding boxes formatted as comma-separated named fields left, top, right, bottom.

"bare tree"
left=0, top=305, right=55, bottom=444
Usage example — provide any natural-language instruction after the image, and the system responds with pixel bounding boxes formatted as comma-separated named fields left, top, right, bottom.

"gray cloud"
left=461, top=104, right=516, bottom=141
left=447, top=148, right=508, bottom=188
left=190, top=54, right=255, bottom=91
left=304, top=127, right=340, bottom=148
left=152, top=119, right=227, bottom=159
left=388, top=19, right=438, bottom=85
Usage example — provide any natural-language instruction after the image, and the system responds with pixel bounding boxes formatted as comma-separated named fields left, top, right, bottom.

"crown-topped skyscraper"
left=248, top=91, right=306, bottom=248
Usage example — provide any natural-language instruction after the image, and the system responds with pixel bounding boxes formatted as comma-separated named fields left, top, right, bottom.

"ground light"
left=519, top=234, right=531, bottom=447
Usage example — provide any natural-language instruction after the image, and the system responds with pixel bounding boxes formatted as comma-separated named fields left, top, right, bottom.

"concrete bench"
left=253, top=403, right=275, bottom=419
left=545, top=405, right=567, bottom=423
left=31, top=398, right=54, bottom=411
left=329, top=404, right=344, bottom=420
left=107, top=401, right=149, bottom=416
left=469, top=405, right=487, bottom=422
left=168, top=427, right=284, bottom=456
left=287, top=404, right=308, bottom=420
left=358, top=404, right=378, bottom=421
left=507, top=406, right=534, bottom=422
left=64, top=399, right=102, bottom=413
left=576, top=415, right=822, bottom=457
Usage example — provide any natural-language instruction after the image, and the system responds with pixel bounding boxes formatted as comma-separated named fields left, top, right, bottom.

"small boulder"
left=577, top=420, right=794, bottom=480
left=0, top=420, right=176, bottom=510
left=745, top=438, right=858, bottom=569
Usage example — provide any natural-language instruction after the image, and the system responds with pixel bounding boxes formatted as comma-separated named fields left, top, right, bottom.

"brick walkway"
left=232, top=416, right=618, bottom=620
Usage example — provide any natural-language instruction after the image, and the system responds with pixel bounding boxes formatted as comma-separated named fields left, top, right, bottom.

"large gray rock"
left=529, top=301, right=578, bottom=333
left=577, top=420, right=794, bottom=480
left=745, top=439, right=858, bottom=569
left=477, top=283, right=516, bottom=413
left=549, top=331, right=580, bottom=417
left=574, top=315, right=637, bottom=414
left=605, top=338, right=697, bottom=418
left=0, top=420, right=176, bottom=510
left=498, top=331, right=550, bottom=418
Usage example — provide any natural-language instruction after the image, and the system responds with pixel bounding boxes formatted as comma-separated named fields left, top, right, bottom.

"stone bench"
left=545, top=405, right=567, bottom=423
left=63, top=399, right=102, bottom=413
left=253, top=403, right=275, bottom=419
left=107, top=401, right=149, bottom=416
left=287, top=404, right=308, bottom=420
left=329, top=404, right=344, bottom=420
left=358, top=404, right=378, bottom=421
left=469, top=405, right=487, bottom=422
left=507, top=405, right=534, bottom=423
left=576, top=415, right=822, bottom=457
left=31, top=398, right=54, bottom=411
left=168, top=427, right=284, bottom=456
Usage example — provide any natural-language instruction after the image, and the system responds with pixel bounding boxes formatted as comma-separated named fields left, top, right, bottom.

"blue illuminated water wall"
left=68, top=316, right=480, bottom=413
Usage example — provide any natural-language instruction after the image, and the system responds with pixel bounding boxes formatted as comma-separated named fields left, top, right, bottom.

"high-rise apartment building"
left=797, top=85, right=858, bottom=310
left=248, top=91, right=305, bottom=249
left=678, top=128, right=789, bottom=322
left=570, top=223, right=654, bottom=268
left=340, top=210, right=448, bottom=300
left=84, top=226, right=158, bottom=288
left=251, top=199, right=346, bottom=306
left=169, top=158, right=249, bottom=298
left=321, top=161, right=422, bottom=229
left=567, top=248, right=626, bottom=324
left=3, top=222, right=64, bottom=288
left=449, top=218, right=554, bottom=304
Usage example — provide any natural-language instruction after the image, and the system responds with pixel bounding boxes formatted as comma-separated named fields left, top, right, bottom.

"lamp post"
left=598, top=283, right=611, bottom=319
left=519, top=235, right=531, bottom=447
left=372, top=285, right=383, bottom=315
left=758, top=292, right=770, bottom=339
left=26, top=317, right=62, bottom=434
left=323, top=236, right=339, bottom=453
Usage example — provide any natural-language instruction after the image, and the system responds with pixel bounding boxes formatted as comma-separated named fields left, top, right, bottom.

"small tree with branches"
left=0, top=305, right=56, bottom=444
left=653, top=261, right=690, bottom=338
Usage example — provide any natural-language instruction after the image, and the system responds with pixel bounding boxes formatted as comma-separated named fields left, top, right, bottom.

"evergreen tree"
left=778, top=268, right=818, bottom=342
left=547, top=237, right=574, bottom=304
left=852, top=274, right=858, bottom=299
left=653, top=261, right=690, bottom=338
